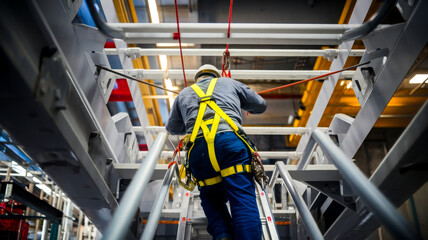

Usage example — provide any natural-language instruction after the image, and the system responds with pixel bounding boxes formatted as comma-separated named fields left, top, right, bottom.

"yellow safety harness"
left=187, top=78, right=256, bottom=187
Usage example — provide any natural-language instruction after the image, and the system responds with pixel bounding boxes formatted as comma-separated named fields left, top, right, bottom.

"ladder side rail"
left=312, top=130, right=420, bottom=240
left=274, top=161, right=323, bottom=240
left=103, top=132, right=168, bottom=240
left=140, top=163, right=179, bottom=239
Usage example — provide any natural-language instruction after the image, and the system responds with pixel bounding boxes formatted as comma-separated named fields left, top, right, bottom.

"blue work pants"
left=189, top=131, right=262, bottom=240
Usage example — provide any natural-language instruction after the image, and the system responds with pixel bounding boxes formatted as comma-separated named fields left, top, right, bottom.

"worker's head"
left=194, top=64, right=221, bottom=82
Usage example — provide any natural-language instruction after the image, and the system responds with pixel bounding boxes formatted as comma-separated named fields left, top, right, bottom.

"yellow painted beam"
left=113, top=0, right=164, bottom=127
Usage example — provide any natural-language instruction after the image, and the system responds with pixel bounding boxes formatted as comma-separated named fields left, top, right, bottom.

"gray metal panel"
left=324, top=99, right=428, bottom=239
left=296, top=0, right=373, bottom=153
left=0, top=0, right=118, bottom=231
left=340, top=0, right=428, bottom=158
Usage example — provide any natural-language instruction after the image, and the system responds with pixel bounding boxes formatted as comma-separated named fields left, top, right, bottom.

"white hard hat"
left=194, top=64, right=221, bottom=81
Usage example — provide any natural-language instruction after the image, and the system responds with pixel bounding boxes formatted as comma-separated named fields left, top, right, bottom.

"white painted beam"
left=115, top=69, right=355, bottom=81
left=104, top=48, right=365, bottom=58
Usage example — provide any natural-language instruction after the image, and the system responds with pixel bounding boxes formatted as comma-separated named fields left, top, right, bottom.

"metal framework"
left=0, top=0, right=427, bottom=239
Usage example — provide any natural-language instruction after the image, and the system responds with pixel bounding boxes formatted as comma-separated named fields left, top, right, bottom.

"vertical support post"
left=34, top=190, right=45, bottom=240
left=296, top=137, right=317, bottom=170
left=140, top=163, right=177, bottom=240
left=104, top=132, right=168, bottom=240
left=276, top=161, right=323, bottom=240
left=77, top=210, right=83, bottom=240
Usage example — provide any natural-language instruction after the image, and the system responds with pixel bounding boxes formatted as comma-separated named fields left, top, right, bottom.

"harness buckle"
left=199, top=95, right=215, bottom=103
left=235, top=164, right=245, bottom=174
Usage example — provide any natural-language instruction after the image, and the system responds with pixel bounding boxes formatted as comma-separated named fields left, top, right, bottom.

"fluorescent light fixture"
left=11, top=161, right=32, bottom=177
left=36, top=184, right=52, bottom=195
left=147, top=0, right=160, bottom=23
left=159, top=55, right=168, bottom=71
left=164, top=78, right=175, bottom=106
left=409, top=74, right=428, bottom=84
left=346, top=81, right=352, bottom=89
left=156, top=43, right=196, bottom=48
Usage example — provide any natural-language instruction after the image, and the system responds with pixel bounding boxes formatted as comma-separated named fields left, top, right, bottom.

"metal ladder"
left=175, top=184, right=281, bottom=240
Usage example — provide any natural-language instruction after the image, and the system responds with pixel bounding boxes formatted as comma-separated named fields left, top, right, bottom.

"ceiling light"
left=346, top=81, right=352, bottom=89
left=147, top=0, right=160, bottom=23
left=164, top=79, right=175, bottom=106
left=340, top=80, right=345, bottom=86
left=409, top=74, right=428, bottom=84
left=159, top=55, right=168, bottom=71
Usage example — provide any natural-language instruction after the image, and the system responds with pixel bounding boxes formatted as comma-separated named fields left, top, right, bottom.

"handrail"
left=312, top=130, right=420, bottom=240
left=296, top=137, right=316, bottom=170
left=272, top=161, right=323, bottom=240
left=140, top=163, right=179, bottom=240
left=103, top=132, right=168, bottom=240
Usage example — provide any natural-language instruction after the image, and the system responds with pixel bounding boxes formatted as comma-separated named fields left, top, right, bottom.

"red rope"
left=174, top=0, right=187, bottom=87
left=222, top=0, right=233, bottom=78
left=257, top=61, right=371, bottom=95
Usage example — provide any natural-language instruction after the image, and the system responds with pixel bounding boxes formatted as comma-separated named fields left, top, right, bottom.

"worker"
left=166, top=64, right=267, bottom=240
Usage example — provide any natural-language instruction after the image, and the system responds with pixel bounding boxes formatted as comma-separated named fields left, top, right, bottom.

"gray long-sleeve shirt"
left=166, top=77, right=267, bottom=136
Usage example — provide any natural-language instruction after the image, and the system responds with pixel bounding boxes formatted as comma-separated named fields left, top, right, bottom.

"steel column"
left=296, top=0, right=373, bottom=152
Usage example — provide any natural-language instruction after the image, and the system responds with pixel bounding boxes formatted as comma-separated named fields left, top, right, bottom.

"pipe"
left=140, top=163, right=178, bottom=240
left=103, top=132, right=168, bottom=240
left=114, top=69, right=355, bottom=81
left=104, top=48, right=365, bottom=58
left=276, top=161, right=323, bottom=240
left=341, top=0, right=397, bottom=41
left=108, top=23, right=360, bottom=34
left=296, top=137, right=317, bottom=170
left=86, top=0, right=124, bottom=39
left=312, top=130, right=420, bottom=240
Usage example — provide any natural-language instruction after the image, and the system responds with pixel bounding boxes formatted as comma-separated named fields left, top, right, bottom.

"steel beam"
left=116, top=69, right=355, bottom=81
left=108, top=23, right=360, bottom=34
left=138, top=150, right=302, bottom=160
left=114, top=163, right=341, bottom=182
left=125, top=33, right=342, bottom=45
left=296, top=0, right=373, bottom=152
left=105, top=48, right=365, bottom=58
left=137, top=126, right=330, bottom=135
left=339, top=0, right=428, bottom=158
